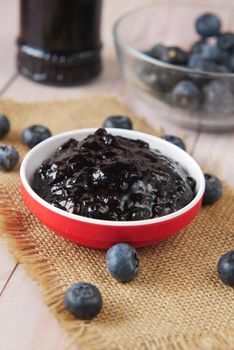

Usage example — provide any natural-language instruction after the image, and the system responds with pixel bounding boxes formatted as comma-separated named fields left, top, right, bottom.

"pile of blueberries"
left=0, top=114, right=233, bottom=321
left=142, top=13, right=234, bottom=115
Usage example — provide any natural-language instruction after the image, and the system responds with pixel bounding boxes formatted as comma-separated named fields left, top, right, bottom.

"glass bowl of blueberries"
left=113, top=1, right=234, bottom=132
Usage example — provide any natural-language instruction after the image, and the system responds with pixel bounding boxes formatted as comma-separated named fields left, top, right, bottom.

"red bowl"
left=20, top=128, right=205, bottom=249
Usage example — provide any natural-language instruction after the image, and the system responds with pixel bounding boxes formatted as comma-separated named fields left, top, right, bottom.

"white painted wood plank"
left=0, top=241, right=16, bottom=291
left=0, top=0, right=22, bottom=311
left=193, top=133, right=234, bottom=188
left=0, top=266, right=77, bottom=350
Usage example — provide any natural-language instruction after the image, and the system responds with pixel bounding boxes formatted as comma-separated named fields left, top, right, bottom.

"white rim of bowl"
left=20, top=128, right=205, bottom=227
left=113, top=1, right=234, bottom=78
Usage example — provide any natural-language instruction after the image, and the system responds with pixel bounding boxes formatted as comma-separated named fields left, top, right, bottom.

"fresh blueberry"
left=21, top=125, right=52, bottom=149
left=190, top=39, right=207, bottom=54
left=188, top=54, right=221, bottom=72
left=103, top=116, right=132, bottom=130
left=195, top=13, right=221, bottom=37
left=228, top=54, right=234, bottom=72
left=200, top=44, right=230, bottom=65
left=160, top=135, right=186, bottom=151
left=106, top=243, right=140, bottom=283
left=64, top=282, right=102, bottom=320
left=150, top=43, right=166, bottom=59
left=188, top=54, right=211, bottom=70
left=161, top=46, right=188, bottom=65
left=137, top=63, right=181, bottom=93
left=0, top=114, right=10, bottom=139
left=0, top=145, right=19, bottom=171
left=171, top=80, right=201, bottom=110
left=215, top=64, right=230, bottom=73
left=203, top=80, right=233, bottom=115
left=202, top=174, right=223, bottom=205
left=217, top=250, right=234, bottom=287
left=151, top=70, right=181, bottom=93
left=217, top=32, right=234, bottom=51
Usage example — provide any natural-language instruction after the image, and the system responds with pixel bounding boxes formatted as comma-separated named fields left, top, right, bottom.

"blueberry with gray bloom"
left=103, top=115, right=133, bottom=130
left=64, top=282, right=102, bottom=320
left=0, top=114, right=10, bottom=139
left=171, top=80, right=201, bottom=110
left=217, top=32, right=234, bottom=51
left=150, top=43, right=166, bottom=59
left=203, top=174, right=223, bottom=205
left=195, top=13, right=221, bottom=37
left=161, top=135, right=186, bottom=151
left=203, top=80, right=234, bottom=115
left=215, top=64, right=230, bottom=73
left=160, top=46, right=188, bottom=65
left=228, top=55, right=234, bottom=72
left=188, top=54, right=224, bottom=72
left=200, top=44, right=229, bottom=65
left=21, top=125, right=52, bottom=149
left=217, top=250, right=234, bottom=287
left=106, top=243, right=140, bottom=283
left=190, top=39, right=207, bottom=54
left=143, top=68, right=181, bottom=93
left=0, top=145, right=19, bottom=171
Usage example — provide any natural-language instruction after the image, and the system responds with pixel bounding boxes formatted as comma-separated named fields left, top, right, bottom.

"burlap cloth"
left=0, top=96, right=233, bottom=350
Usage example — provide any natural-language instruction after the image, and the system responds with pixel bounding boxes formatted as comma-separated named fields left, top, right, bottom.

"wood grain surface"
left=0, top=0, right=234, bottom=349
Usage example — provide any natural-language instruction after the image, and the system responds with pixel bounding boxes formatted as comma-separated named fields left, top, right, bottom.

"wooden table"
left=0, top=1, right=234, bottom=349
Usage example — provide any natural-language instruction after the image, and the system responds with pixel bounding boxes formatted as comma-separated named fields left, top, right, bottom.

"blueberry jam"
left=32, top=129, right=196, bottom=221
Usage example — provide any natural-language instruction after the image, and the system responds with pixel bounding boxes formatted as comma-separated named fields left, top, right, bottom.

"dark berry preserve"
left=17, top=0, right=102, bottom=85
left=32, top=129, right=196, bottom=221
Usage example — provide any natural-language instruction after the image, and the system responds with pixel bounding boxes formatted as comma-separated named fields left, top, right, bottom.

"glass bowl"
left=113, top=1, right=234, bottom=132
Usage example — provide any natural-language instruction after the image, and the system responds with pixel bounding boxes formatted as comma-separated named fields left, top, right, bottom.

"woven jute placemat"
left=0, top=96, right=233, bottom=350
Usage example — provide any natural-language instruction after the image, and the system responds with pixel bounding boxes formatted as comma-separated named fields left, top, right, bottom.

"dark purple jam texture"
left=32, top=128, right=195, bottom=221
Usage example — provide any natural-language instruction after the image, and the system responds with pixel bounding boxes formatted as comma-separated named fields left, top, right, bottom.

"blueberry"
left=202, top=174, right=223, bottom=205
left=106, top=243, right=140, bottom=283
left=200, top=44, right=230, bottom=65
left=195, top=13, right=221, bottom=37
left=215, top=64, right=230, bottom=73
left=103, top=116, right=132, bottom=130
left=21, top=125, right=52, bottom=149
left=217, top=32, right=234, bottom=51
left=0, top=114, right=10, bottom=139
left=228, top=54, right=234, bottom=72
left=137, top=63, right=182, bottom=93
left=0, top=145, right=19, bottom=171
left=188, top=54, right=221, bottom=72
left=161, top=46, right=188, bottom=65
left=64, top=282, right=102, bottom=320
left=150, top=43, right=166, bottom=59
left=160, top=135, right=186, bottom=151
left=171, top=80, right=201, bottom=110
left=150, top=70, right=181, bottom=93
left=217, top=250, right=234, bottom=287
left=190, top=39, right=207, bottom=54
left=203, top=80, right=233, bottom=115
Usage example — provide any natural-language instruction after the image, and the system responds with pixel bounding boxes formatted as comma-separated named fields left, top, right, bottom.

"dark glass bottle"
left=17, top=0, right=102, bottom=85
